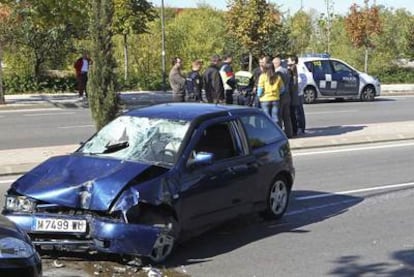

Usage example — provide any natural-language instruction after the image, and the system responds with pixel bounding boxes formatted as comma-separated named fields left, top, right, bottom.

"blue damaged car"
left=2, top=103, right=294, bottom=263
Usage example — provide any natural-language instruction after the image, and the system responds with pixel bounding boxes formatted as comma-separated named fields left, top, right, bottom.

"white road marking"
left=307, top=110, right=357, bottom=115
left=23, top=112, right=75, bottom=117
left=58, top=125, right=94, bottom=129
left=296, top=181, right=414, bottom=201
left=0, top=179, right=15, bottom=184
left=0, top=108, right=63, bottom=114
left=286, top=198, right=358, bottom=217
left=293, top=141, right=414, bottom=157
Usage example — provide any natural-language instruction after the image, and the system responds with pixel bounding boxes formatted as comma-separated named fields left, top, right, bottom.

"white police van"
left=297, top=54, right=381, bottom=104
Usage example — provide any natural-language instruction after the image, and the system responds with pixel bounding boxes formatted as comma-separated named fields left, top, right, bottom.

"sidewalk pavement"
left=1, top=86, right=414, bottom=176
left=1, top=83, right=414, bottom=110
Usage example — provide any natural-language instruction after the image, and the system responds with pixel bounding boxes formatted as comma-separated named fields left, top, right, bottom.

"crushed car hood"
left=12, top=154, right=156, bottom=211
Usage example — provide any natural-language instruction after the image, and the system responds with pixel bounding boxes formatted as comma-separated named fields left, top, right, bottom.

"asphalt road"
left=1, top=95, right=414, bottom=150
left=1, top=140, right=413, bottom=276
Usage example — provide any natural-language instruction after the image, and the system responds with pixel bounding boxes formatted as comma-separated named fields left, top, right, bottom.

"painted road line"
left=0, top=179, right=15, bottom=184
left=0, top=108, right=63, bottom=114
left=23, top=112, right=75, bottom=117
left=296, top=181, right=414, bottom=201
left=286, top=198, right=359, bottom=217
left=293, top=141, right=414, bottom=157
left=58, top=125, right=94, bottom=129
left=306, top=110, right=358, bottom=115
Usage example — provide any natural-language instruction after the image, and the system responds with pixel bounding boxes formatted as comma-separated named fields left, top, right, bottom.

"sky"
left=150, top=0, right=414, bottom=15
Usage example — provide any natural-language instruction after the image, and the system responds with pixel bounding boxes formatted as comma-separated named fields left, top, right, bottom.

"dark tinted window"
left=193, top=122, right=239, bottom=161
left=240, top=114, right=282, bottom=149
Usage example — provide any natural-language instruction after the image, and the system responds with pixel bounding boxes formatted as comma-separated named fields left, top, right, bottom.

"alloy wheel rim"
left=269, top=180, right=288, bottom=215
left=149, top=233, right=175, bottom=262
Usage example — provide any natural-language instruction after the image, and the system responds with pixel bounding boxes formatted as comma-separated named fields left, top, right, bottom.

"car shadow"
left=165, top=190, right=364, bottom=268
left=329, top=249, right=414, bottom=276
left=296, top=125, right=366, bottom=138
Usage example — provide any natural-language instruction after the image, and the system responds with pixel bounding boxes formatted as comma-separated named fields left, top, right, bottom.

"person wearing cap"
left=202, top=55, right=224, bottom=103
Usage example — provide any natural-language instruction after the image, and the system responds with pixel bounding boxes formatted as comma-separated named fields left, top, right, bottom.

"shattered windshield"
left=78, top=116, right=190, bottom=165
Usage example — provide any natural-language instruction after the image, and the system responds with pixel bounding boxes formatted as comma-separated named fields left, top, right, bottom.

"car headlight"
left=0, top=237, right=35, bottom=259
left=5, top=196, right=36, bottom=212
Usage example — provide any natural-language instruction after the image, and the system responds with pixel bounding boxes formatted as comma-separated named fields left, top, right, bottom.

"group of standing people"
left=168, top=53, right=306, bottom=138
left=168, top=54, right=237, bottom=105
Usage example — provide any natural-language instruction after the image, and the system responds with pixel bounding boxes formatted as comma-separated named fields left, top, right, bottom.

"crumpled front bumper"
left=5, top=213, right=162, bottom=257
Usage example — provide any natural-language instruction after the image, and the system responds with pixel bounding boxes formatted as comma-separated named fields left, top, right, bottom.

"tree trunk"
left=248, top=51, right=253, bottom=72
left=364, top=47, right=369, bottom=73
left=123, top=33, right=128, bottom=81
left=0, top=45, right=4, bottom=105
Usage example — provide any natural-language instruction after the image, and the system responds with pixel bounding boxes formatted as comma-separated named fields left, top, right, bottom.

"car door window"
left=240, top=114, right=283, bottom=149
left=192, top=121, right=241, bottom=161
left=331, top=61, right=353, bottom=75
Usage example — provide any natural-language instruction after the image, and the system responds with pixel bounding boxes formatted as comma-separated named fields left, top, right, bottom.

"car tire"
left=304, top=87, right=317, bottom=104
left=360, top=85, right=375, bottom=101
left=140, top=212, right=179, bottom=264
left=261, top=176, right=290, bottom=220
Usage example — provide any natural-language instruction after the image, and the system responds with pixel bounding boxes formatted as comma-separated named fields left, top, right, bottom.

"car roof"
left=126, top=103, right=254, bottom=121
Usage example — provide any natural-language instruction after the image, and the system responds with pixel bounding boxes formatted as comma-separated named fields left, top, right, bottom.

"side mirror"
left=188, top=152, right=214, bottom=169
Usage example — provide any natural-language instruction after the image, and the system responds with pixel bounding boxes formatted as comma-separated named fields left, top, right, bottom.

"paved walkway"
left=1, top=87, right=414, bottom=176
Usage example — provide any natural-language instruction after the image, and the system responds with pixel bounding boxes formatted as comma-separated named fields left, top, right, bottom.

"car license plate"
left=34, top=218, right=87, bottom=233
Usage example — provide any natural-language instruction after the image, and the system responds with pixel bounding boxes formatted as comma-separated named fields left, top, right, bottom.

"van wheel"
left=304, top=87, right=316, bottom=104
left=261, top=176, right=290, bottom=220
left=360, top=86, right=375, bottom=101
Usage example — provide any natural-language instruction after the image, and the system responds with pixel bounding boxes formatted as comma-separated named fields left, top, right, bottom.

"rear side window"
left=240, top=114, right=283, bottom=149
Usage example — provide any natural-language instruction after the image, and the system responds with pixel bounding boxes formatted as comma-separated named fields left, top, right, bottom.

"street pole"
left=161, top=0, right=166, bottom=92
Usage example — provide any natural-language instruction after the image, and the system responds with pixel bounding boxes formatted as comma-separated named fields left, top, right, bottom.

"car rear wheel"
left=360, top=86, right=375, bottom=101
left=262, top=176, right=290, bottom=220
left=304, top=87, right=316, bottom=104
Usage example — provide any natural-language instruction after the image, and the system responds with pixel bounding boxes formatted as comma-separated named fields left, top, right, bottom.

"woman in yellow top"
left=257, top=63, right=284, bottom=123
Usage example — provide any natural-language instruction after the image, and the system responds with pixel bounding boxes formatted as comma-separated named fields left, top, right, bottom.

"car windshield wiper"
left=103, top=140, right=129, bottom=153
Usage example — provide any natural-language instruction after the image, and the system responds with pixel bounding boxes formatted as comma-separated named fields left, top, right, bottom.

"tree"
left=113, top=0, right=156, bottom=81
left=88, top=0, right=119, bottom=130
left=287, top=10, right=312, bottom=55
left=226, top=0, right=282, bottom=71
left=345, top=0, right=382, bottom=72
left=407, top=18, right=414, bottom=59
left=8, top=0, right=88, bottom=78
left=0, top=3, right=15, bottom=104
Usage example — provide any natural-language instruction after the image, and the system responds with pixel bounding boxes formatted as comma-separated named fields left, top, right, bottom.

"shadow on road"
left=165, top=190, right=363, bottom=268
left=330, top=249, right=414, bottom=276
left=300, top=125, right=366, bottom=137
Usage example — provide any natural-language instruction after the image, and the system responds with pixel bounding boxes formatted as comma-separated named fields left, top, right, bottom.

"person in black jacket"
left=203, top=55, right=224, bottom=103
left=185, top=59, right=203, bottom=102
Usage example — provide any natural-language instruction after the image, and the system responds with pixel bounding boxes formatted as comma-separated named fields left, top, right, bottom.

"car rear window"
left=240, top=114, right=283, bottom=149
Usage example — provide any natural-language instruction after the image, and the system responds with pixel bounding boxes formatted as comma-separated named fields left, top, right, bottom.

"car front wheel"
left=262, top=176, right=290, bottom=220
left=360, top=86, right=375, bottom=101
left=139, top=211, right=179, bottom=264
left=304, top=87, right=317, bottom=104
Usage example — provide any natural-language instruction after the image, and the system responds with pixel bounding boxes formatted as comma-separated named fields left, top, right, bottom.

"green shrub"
left=3, top=74, right=77, bottom=94
left=373, top=67, right=414, bottom=84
